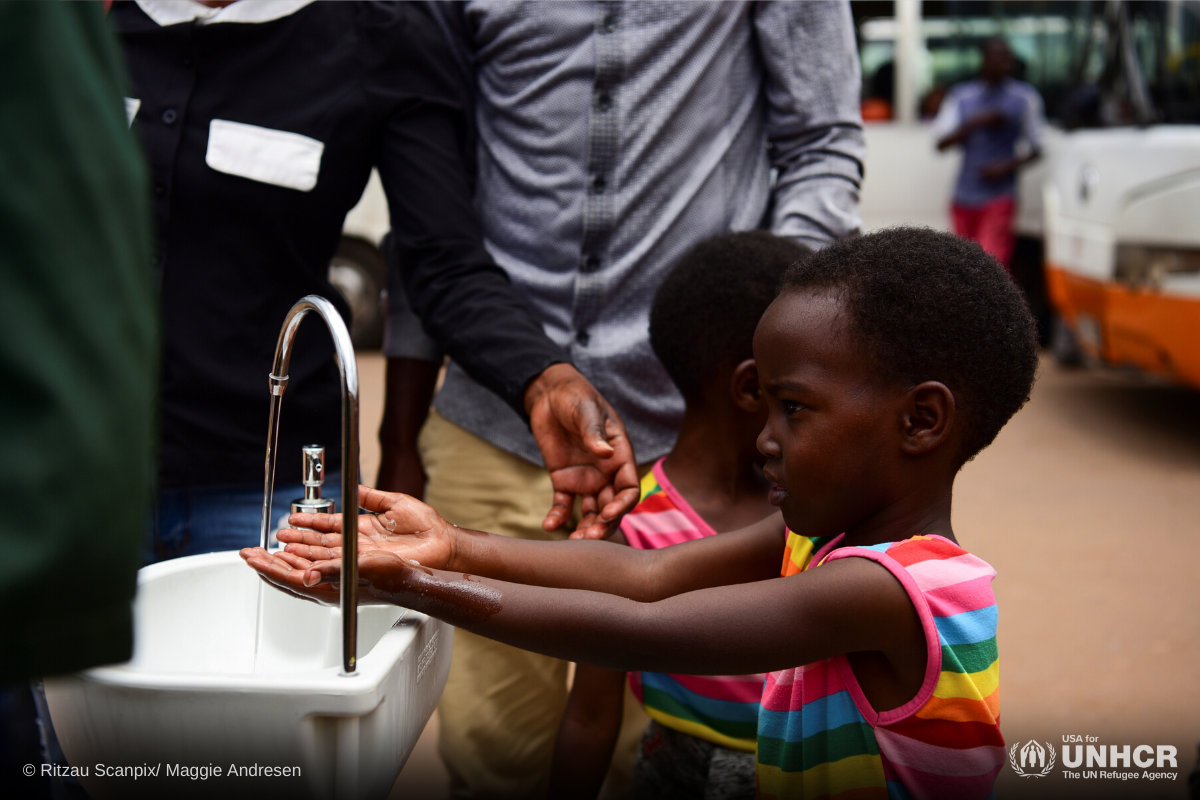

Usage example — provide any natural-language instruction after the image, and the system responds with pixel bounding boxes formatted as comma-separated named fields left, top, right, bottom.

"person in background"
left=549, top=232, right=818, bottom=800
left=0, top=4, right=156, bottom=798
left=112, top=0, right=637, bottom=562
left=934, top=37, right=1046, bottom=269
left=405, top=4, right=864, bottom=795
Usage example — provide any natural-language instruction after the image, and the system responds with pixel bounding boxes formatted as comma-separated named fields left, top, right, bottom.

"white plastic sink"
left=44, top=550, right=452, bottom=800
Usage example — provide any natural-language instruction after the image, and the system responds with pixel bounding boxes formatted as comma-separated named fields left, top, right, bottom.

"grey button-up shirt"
left=424, top=0, right=865, bottom=466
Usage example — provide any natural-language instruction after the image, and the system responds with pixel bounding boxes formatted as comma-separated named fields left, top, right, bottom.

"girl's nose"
left=757, top=426, right=780, bottom=457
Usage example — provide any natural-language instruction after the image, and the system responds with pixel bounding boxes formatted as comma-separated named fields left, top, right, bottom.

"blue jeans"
left=2, top=682, right=51, bottom=799
left=145, top=473, right=341, bottom=564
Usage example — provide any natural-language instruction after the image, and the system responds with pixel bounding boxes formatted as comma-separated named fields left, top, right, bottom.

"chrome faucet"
left=259, top=295, right=360, bottom=676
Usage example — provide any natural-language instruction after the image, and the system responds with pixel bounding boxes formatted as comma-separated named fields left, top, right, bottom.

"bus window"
left=1133, top=1, right=1200, bottom=123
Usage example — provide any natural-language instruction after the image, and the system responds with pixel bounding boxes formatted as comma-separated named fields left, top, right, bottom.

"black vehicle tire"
left=1050, top=314, right=1084, bottom=368
left=327, top=237, right=386, bottom=350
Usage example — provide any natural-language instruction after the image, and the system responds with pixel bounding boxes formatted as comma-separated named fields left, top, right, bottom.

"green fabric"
left=639, top=684, right=759, bottom=742
left=0, top=1, right=156, bottom=681
left=756, top=722, right=881, bottom=773
left=940, top=638, right=998, bottom=675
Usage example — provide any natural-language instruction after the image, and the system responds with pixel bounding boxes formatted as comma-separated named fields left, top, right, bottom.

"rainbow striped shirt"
left=757, top=533, right=1003, bottom=799
left=623, top=460, right=827, bottom=752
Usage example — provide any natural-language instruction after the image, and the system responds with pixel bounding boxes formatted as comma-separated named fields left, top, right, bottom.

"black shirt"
left=113, top=1, right=563, bottom=487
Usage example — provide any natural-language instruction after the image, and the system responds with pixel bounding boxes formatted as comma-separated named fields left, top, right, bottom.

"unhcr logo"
left=1009, top=740, right=1056, bottom=778
left=1007, top=735, right=1182, bottom=782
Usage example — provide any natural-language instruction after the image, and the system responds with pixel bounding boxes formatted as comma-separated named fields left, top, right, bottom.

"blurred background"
left=338, top=0, right=1200, bottom=374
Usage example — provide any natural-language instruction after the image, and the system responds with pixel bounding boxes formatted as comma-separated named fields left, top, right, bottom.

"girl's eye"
left=783, top=401, right=804, bottom=416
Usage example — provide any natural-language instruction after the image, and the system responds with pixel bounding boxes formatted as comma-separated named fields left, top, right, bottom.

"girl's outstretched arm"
left=241, top=545, right=924, bottom=683
left=277, top=486, right=786, bottom=603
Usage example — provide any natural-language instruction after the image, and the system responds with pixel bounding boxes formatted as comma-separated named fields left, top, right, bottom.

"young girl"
left=245, top=228, right=1037, bottom=799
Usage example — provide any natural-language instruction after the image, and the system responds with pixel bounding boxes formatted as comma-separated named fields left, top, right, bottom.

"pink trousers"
left=952, top=196, right=1015, bottom=269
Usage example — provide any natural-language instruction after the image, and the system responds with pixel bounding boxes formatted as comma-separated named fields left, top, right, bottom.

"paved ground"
left=356, top=351, right=1200, bottom=798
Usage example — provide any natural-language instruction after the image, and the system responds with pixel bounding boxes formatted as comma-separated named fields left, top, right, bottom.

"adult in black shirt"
left=115, top=0, right=637, bottom=560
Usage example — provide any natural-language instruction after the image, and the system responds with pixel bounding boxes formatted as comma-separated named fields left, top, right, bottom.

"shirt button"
left=154, top=183, right=166, bottom=196
left=584, top=255, right=600, bottom=271
left=161, top=108, right=178, bottom=125
left=575, top=330, right=590, bottom=346
left=596, top=92, right=612, bottom=112
left=592, top=175, right=607, bottom=194
left=601, top=13, right=616, bottom=33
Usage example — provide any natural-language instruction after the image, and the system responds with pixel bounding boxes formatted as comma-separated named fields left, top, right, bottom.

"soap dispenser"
left=292, top=445, right=336, bottom=517
left=268, top=445, right=336, bottom=548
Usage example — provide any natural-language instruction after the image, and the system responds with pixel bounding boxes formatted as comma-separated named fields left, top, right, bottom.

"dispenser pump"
left=291, top=445, right=335, bottom=515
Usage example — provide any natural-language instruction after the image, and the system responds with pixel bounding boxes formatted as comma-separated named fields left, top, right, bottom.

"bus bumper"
left=1045, top=263, right=1200, bottom=389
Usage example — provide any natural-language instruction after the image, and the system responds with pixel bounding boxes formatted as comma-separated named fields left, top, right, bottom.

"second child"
left=549, top=232, right=817, bottom=799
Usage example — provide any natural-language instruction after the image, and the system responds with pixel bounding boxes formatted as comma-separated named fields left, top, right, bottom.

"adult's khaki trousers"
left=419, top=409, right=648, bottom=799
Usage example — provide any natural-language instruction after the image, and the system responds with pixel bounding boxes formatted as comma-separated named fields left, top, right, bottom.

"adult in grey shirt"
left=390, top=2, right=864, bottom=796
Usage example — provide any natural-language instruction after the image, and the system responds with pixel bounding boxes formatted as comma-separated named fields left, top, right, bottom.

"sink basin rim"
left=82, top=551, right=422, bottom=704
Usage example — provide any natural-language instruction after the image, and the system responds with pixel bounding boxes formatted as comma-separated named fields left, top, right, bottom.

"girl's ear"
left=731, top=359, right=761, bottom=413
left=899, top=381, right=956, bottom=457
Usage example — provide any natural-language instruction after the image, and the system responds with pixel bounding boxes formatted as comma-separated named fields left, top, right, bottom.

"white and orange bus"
left=853, top=0, right=1200, bottom=388
left=1043, top=1, right=1200, bottom=388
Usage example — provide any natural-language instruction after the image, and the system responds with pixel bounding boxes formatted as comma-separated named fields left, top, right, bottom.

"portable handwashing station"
left=44, top=296, right=452, bottom=799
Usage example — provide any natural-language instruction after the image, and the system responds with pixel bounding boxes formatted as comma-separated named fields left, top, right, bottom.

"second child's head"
left=650, top=232, right=811, bottom=453
left=754, top=227, right=1039, bottom=538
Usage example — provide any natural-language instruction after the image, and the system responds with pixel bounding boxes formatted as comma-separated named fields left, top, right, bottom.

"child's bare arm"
left=444, top=514, right=785, bottom=602
left=280, top=487, right=786, bottom=603
left=549, top=665, right=627, bottom=800
left=243, top=547, right=924, bottom=685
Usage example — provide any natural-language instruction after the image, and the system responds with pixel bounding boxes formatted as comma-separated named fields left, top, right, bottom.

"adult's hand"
left=523, top=363, right=640, bottom=539
left=937, top=108, right=1008, bottom=151
left=968, top=108, right=1008, bottom=129
left=979, top=160, right=1015, bottom=181
left=979, top=152, right=1037, bottom=182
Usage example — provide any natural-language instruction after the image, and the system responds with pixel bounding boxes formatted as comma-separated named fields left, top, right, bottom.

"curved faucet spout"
left=260, top=295, right=360, bottom=676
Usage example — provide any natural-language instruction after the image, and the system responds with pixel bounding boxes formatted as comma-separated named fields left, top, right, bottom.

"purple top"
left=933, top=77, right=1045, bottom=208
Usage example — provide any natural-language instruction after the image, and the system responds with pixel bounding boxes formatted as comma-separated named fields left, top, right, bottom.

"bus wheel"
left=1051, top=314, right=1084, bottom=368
left=328, top=237, right=386, bottom=350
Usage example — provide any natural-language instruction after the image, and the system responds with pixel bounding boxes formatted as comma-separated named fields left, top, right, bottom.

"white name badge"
left=204, top=119, right=324, bottom=192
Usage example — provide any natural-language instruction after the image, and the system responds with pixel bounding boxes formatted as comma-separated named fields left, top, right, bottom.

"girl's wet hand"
left=240, top=547, right=423, bottom=607
left=239, top=546, right=341, bottom=606
left=275, top=528, right=347, bottom=562
left=296, top=550, right=426, bottom=598
left=283, top=485, right=458, bottom=570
